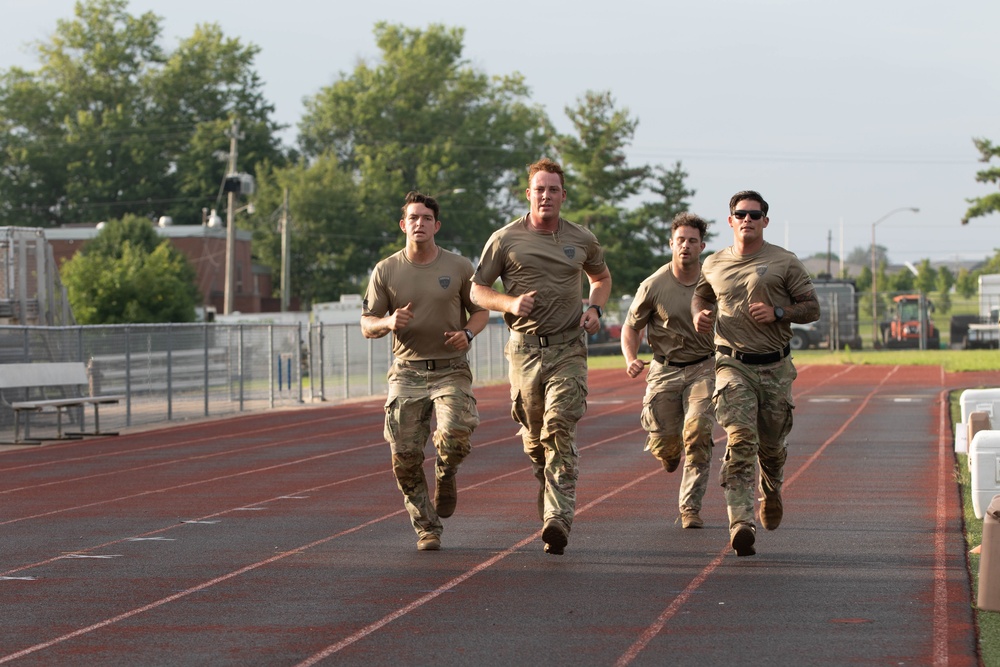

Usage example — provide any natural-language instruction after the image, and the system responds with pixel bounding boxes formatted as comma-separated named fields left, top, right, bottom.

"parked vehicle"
left=789, top=322, right=822, bottom=350
left=802, top=277, right=863, bottom=350
left=951, top=274, right=1000, bottom=349
left=881, top=294, right=940, bottom=349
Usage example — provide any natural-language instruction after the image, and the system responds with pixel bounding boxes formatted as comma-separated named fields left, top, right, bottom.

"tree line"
left=2, top=1, right=996, bottom=323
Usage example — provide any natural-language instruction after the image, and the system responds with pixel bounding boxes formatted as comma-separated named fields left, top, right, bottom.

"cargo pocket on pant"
left=383, top=396, right=400, bottom=445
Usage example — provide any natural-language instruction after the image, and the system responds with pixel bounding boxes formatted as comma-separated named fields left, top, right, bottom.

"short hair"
left=527, top=158, right=565, bottom=188
left=401, top=191, right=440, bottom=221
left=671, top=212, right=708, bottom=241
left=729, top=190, right=769, bottom=216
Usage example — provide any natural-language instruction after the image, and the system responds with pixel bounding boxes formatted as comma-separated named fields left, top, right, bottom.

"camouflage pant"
left=641, top=357, right=716, bottom=513
left=506, top=335, right=588, bottom=530
left=712, top=354, right=796, bottom=529
left=383, top=360, right=479, bottom=538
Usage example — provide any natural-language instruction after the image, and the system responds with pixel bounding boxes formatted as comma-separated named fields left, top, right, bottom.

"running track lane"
left=0, top=365, right=981, bottom=665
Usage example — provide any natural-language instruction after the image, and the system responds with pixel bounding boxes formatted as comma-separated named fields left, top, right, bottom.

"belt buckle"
left=425, top=360, right=436, bottom=371
left=539, top=335, right=549, bottom=348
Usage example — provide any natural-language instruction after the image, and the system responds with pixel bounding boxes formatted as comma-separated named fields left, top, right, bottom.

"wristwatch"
left=773, top=306, right=785, bottom=321
left=589, top=305, right=603, bottom=318
left=464, top=329, right=474, bottom=342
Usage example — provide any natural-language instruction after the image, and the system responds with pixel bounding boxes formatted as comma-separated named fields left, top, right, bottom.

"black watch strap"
left=589, top=304, right=603, bottom=318
left=464, top=329, right=474, bottom=342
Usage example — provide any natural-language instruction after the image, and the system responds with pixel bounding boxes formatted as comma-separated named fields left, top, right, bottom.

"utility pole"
left=280, top=188, right=290, bottom=312
left=223, top=120, right=240, bottom=315
left=826, top=229, right=832, bottom=276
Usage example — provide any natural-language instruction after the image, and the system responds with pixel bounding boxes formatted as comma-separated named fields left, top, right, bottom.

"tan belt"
left=395, top=357, right=465, bottom=371
left=509, top=328, right=583, bottom=348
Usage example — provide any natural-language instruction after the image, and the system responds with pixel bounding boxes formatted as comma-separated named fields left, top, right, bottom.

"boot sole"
left=542, top=521, right=568, bottom=555
left=731, top=525, right=756, bottom=557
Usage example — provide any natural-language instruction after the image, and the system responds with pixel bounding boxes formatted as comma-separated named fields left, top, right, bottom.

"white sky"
left=4, top=0, right=1000, bottom=266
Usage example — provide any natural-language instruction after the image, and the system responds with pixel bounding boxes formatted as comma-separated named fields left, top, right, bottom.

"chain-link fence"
left=0, top=321, right=511, bottom=443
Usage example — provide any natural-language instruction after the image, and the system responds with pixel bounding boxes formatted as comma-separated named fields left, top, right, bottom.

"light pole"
left=870, top=207, right=919, bottom=347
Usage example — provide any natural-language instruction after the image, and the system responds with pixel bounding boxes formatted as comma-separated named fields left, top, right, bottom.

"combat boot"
left=542, top=519, right=569, bottom=555
left=435, top=469, right=458, bottom=518
left=417, top=533, right=441, bottom=551
left=730, top=523, right=756, bottom=557
left=759, top=492, right=783, bottom=530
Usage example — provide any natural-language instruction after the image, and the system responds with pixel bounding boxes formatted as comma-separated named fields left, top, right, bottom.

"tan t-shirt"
left=363, top=248, right=484, bottom=361
left=695, top=242, right=814, bottom=353
left=472, top=215, right=607, bottom=335
left=625, top=262, right=714, bottom=362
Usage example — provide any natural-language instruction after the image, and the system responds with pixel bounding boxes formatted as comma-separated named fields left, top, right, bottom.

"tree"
left=935, top=266, right=954, bottom=314
left=555, top=91, right=661, bottom=295
left=855, top=264, right=872, bottom=293
left=628, top=162, right=704, bottom=259
left=956, top=268, right=977, bottom=300
left=915, top=259, right=937, bottom=295
left=0, top=0, right=285, bottom=228
left=847, top=245, right=888, bottom=267
left=290, top=22, right=549, bottom=299
left=61, top=214, right=199, bottom=323
left=963, top=138, right=1000, bottom=225
left=888, top=267, right=915, bottom=293
left=250, top=155, right=366, bottom=306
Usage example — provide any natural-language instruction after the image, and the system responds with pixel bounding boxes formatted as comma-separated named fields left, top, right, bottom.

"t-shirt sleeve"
left=460, top=259, right=486, bottom=315
left=786, top=257, right=815, bottom=299
left=624, top=282, right=653, bottom=329
left=693, top=271, right=717, bottom=304
left=583, top=234, right=607, bottom=275
left=473, top=233, right=503, bottom=287
left=362, top=263, right=390, bottom=317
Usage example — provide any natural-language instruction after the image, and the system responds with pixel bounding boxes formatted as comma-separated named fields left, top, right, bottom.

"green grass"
left=789, top=348, right=1000, bottom=372
left=589, top=347, right=1000, bottom=373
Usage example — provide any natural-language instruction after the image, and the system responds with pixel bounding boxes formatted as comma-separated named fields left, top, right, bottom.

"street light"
left=870, top=207, right=919, bottom=347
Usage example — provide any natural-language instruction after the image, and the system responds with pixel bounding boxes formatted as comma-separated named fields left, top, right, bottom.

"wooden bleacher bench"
left=0, top=362, right=124, bottom=444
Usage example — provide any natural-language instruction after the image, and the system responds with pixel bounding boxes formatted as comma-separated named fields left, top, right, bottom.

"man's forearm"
left=691, top=293, right=714, bottom=318
left=470, top=283, right=511, bottom=313
left=360, top=315, right=390, bottom=339
left=620, top=326, right=642, bottom=363
left=586, top=269, right=612, bottom=309
left=787, top=290, right=821, bottom=324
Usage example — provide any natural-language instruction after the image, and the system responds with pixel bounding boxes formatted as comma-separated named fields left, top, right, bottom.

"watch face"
left=775, top=307, right=784, bottom=320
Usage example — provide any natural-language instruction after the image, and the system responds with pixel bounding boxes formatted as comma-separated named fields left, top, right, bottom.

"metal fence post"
left=318, top=322, right=326, bottom=402
left=297, top=322, right=304, bottom=404
left=367, top=335, right=374, bottom=397
left=166, top=323, right=173, bottom=421
left=268, top=324, right=274, bottom=409
left=238, top=324, right=246, bottom=411
left=343, top=324, right=350, bottom=400
left=204, top=323, right=210, bottom=417
left=125, top=326, right=132, bottom=426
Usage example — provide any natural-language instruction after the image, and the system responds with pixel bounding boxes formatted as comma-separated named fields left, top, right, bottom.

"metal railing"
left=0, top=321, right=511, bottom=442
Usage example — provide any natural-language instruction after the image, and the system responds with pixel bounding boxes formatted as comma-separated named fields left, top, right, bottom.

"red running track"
left=0, top=364, right=991, bottom=666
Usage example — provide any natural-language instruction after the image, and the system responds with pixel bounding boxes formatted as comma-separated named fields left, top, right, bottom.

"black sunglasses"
left=732, top=210, right=764, bottom=220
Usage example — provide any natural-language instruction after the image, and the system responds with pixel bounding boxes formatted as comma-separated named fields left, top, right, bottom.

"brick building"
left=45, top=223, right=289, bottom=315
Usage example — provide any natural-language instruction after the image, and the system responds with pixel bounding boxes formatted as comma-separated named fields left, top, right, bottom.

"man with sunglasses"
left=622, top=212, right=716, bottom=530
left=692, top=190, right=820, bottom=557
